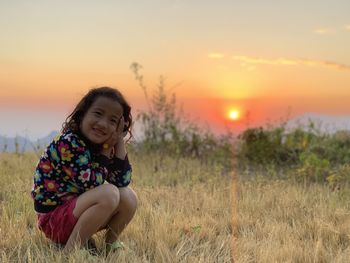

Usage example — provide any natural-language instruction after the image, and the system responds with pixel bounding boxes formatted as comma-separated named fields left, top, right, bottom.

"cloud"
left=208, top=53, right=225, bottom=59
left=233, top=56, right=298, bottom=66
left=313, top=28, right=334, bottom=35
left=313, top=25, right=350, bottom=34
left=231, top=56, right=350, bottom=71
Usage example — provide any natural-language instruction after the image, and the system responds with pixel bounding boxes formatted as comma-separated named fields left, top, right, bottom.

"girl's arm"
left=100, top=116, right=127, bottom=159
left=98, top=116, right=132, bottom=187
left=113, top=137, right=127, bottom=160
left=106, top=137, right=132, bottom=187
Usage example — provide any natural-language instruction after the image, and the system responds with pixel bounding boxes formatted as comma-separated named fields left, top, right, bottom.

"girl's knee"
left=119, top=187, right=138, bottom=213
left=73, top=184, right=120, bottom=218
left=99, top=184, right=120, bottom=210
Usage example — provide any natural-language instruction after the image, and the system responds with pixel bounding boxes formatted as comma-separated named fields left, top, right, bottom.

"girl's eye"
left=111, top=119, right=118, bottom=124
left=94, top=111, right=102, bottom=116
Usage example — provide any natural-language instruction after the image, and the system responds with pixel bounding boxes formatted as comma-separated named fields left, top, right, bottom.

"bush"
left=236, top=118, right=350, bottom=186
left=237, top=126, right=297, bottom=167
left=296, top=152, right=331, bottom=183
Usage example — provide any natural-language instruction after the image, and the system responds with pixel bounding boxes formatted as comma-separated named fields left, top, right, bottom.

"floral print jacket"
left=31, top=130, right=132, bottom=213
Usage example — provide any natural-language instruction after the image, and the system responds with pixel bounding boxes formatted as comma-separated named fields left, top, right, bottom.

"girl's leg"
left=102, top=187, right=138, bottom=245
left=63, top=184, right=120, bottom=253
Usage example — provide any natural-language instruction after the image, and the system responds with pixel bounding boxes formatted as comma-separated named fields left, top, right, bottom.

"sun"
left=228, top=110, right=240, bottom=121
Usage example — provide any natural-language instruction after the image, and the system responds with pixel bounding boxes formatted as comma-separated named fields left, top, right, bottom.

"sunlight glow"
left=228, top=110, right=240, bottom=121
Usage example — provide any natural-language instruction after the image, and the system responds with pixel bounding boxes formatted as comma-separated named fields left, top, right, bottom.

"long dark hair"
left=62, top=87, right=133, bottom=139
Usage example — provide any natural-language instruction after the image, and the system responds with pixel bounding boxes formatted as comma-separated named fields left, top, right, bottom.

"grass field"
left=0, top=152, right=232, bottom=262
left=235, top=176, right=350, bottom=262
left=1, top=152, right=350, bottom=262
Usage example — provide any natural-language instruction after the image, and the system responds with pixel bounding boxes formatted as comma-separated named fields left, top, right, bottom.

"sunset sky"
left=1, top=0, right=350, bottom=139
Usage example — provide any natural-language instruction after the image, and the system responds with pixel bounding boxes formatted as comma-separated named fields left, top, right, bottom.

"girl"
left=31, top=87, right=138, bottom=254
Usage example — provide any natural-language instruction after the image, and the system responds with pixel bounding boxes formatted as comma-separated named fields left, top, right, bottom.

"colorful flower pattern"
left=76, top=154, right=89, bottom=166
left=78, top=169, right=91, bottom=182
left=39, top=160, right=53, bottom=174
left=44, top=179, right=59, bottom=192
left=58, top=142, right=74, bottom=162
left=31, top=130, right=132, bottom=213
left=62, top=166, right=76, bottom=178
left=49, top=145, right=60, bottom=163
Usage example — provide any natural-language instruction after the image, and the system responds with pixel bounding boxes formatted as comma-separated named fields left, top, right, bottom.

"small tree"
left=130, top=62, right=181, bottom=153
left=129, top=62, right=233, bottom=170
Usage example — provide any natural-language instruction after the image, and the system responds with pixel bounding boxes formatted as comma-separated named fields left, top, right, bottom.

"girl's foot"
left=106, top=241, right=124, bottom=255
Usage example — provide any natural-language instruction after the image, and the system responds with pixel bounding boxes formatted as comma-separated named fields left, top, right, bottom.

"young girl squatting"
left=31, top=87, right=138, bottom=253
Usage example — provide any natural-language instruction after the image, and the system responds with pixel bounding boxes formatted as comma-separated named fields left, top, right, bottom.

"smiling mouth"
left=92, top=128, right=106, bottom=137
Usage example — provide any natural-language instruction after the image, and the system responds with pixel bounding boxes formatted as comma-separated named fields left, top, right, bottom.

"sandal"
left=106, top=241, right=124, bottom=254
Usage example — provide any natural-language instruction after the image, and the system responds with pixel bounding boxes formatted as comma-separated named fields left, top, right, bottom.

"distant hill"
left=1, top=113, right=350, bottom=152
left=0, top=130, right=59, bottom=152
left=285, top=113, right=350, bottom=134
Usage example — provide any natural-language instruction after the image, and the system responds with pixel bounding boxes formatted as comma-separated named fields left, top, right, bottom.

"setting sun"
left=228, top=110, right=240, bottom=121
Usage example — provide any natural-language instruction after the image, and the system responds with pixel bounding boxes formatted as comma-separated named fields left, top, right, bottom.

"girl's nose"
left=96, top=117, right=108, bottom=128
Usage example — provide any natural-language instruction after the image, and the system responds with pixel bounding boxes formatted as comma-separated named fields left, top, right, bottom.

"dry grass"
left=2, top=151, right=349, bottom=262
left=0, top=152, right=232, bottom=262
left=236, top=176, right=350, bottom=262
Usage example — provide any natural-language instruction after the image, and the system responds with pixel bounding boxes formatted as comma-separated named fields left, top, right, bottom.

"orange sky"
left=1, top=1, right=350, bottom=139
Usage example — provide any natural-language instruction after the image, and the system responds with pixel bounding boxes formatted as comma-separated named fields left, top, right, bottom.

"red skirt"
left=37, top=197, right=79, bottom=244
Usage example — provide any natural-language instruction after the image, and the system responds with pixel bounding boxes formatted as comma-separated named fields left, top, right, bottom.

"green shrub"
left=237, top=120, right=350, bottom=185
left=296, top=152, right=331, bottom=183
left=326, top=164, right=350, bottom=189
left=237, top=126, right=297, bottom=167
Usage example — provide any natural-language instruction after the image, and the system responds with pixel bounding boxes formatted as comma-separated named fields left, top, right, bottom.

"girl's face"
left=80, top=96, right=123, bottom=144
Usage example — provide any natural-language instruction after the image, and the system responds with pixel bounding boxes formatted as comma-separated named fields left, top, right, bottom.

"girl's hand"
left=112, top=117, right=128, bottom=159
left=100, top=131, right=118, bottom=158
left=101, top=117, right=128, bottom=158
left=116, top=116, right=127, bottom=139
